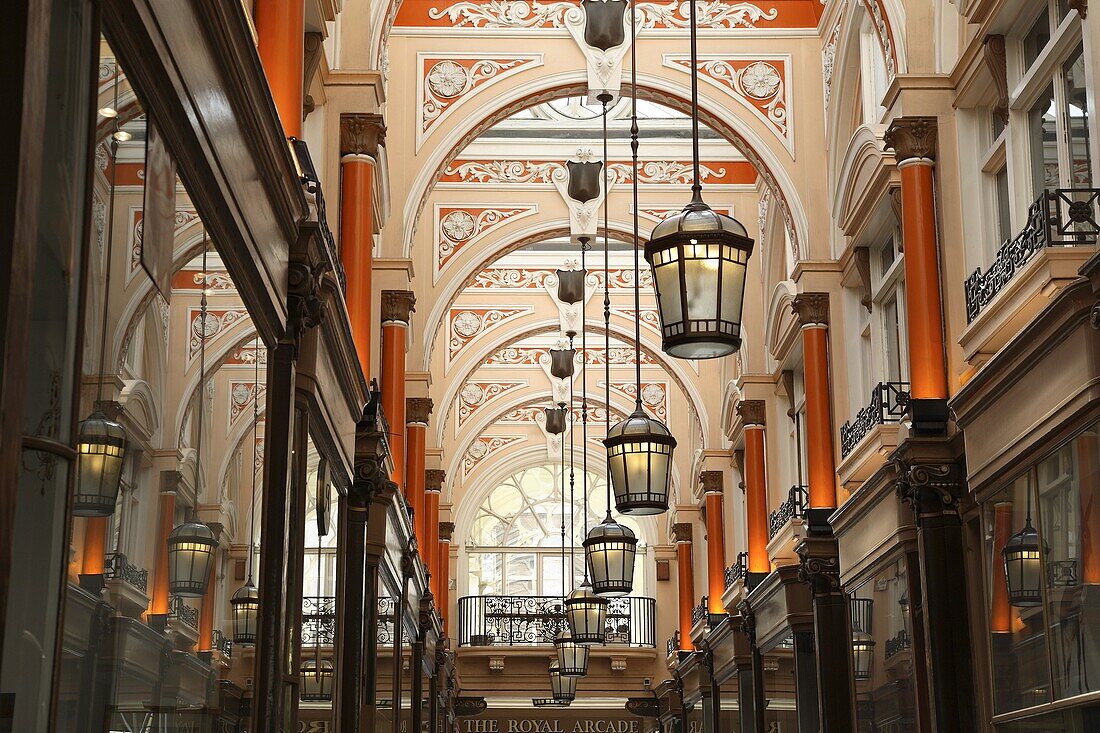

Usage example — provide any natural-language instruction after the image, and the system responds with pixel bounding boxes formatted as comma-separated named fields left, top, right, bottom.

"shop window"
left=870, top=229, right=908, bottom=386
left=983, top=424, right=1100, bottom=717
left=858, top=11, right=888, bottom=125
left=465, top=464, right=645, bottom=597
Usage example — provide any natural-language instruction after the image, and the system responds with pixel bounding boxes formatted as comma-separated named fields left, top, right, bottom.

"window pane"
left=1063, top=48, right=1092, bottom=187
left=504, top=553, right=536, bottom=595
left=996, top=167, right=1012, bottom=242
left=882, top=295, right=903, bottom=383
left=469, top=553, right=502, bottom=595
left=1029, top=86, right=1059, bottom=197
left=1023, top=8, right=1051, bottom=70
left=985, top=474, right=1052, bottom=714
left=1037, top=429, right=1100, bottom=700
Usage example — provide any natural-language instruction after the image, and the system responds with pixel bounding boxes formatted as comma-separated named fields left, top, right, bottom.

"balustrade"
left=965, top=188, right=1100, bottom=322
left=839, top=382, right=910, bottom=459
left=104, top=552, right=149, bottom=594
left=457, top=595, right=656, bottom=647
left=723, top=552, right=748, bottom=589
left=768, top=486, right=808, bottom=540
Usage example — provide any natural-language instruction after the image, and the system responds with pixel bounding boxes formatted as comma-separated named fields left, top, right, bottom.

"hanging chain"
left=602, top=96, right=614, bottom=519
left=194, top=234, right=209, bottom=514
left=630, top=0, right=644, bottom=401
left=96, top=73, right=123, bottom=407
left=247, top=341, right=261, bottom=581
left=689, top=0, right=702, bottom=199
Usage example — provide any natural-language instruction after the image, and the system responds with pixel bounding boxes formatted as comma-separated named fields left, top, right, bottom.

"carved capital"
left=406, top=397, right=434, bottom=426
left=381, top=290, right=416, bottom=325
left=1068, top=0, right=1087, bottom=18
left=736, top=399, right=767, bottom=427
left=891, top=458, right=964, bottom=519
left=884, top=116, right=938, bottom=162
left=736, top=599, right=756, bottom=645
left=700, top=471, right=723, bottom=495
left=340, top=113, right=386, bottom=158
left=791, top=292, right=829, bottom=327
left=796, top=549, right=842, bottom=598
left=425, top=469, right=446, bottom=493
left=350, top=456, right=393, bottom=510
left=439, top=521, right=456, bottom=542
left=671, top=523, right=693, bottom=544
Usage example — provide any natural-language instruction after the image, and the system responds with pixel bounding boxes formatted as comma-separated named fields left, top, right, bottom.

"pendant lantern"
left=549, top=662, right=577, bottom=702
left=644, top=0, right=753, bottom=360
left=556, top=269, right=587, bottom=305
left=300, top=659, right=334, bottom=701
left=585, top=518, right=638, bottom=597
left=851, top=630, right=875, bottom=681
left=605, top=7, right=676, bottom=516
left=555, top=628, right=590, bottom=677
left=230, top=581, right=260, bottom=644
left=167, top=520, right=218, bottom=597
left=1003, top=517, right=1043, bottom=607
left=74, top=412, right=128, bottom=516
left=565, top=581, right=607, bottom=645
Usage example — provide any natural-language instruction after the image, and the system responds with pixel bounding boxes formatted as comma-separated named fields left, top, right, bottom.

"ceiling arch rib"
left=432, top=318, right=708, bottom=453
left=400, top=72, right=810, bottom=266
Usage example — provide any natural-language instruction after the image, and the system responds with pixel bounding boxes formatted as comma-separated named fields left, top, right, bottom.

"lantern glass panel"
left=73, top=412, right=127, bottom=516
left=851, top=632, right=874, bottom=681
left=167, top=521, right=217, bottom=598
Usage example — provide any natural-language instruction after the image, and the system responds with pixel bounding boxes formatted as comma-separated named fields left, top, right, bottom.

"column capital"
left=425, top=469, right=446, bottom=493
left=439, top=521, right=456, bottom=541
left=890, top=454, right=965, bottom=520
left=796, top=534, right=842, bottom=598
left=407, top=397, right=434, bottom=426
left=700, top=471, right=723, bottom=495
left=340, top=113, right=386, bottom=158
left=791, top=292, right=829, bottom=327
left=671, top=523, right=693, bottom=544
left=884, top=116, right=938, bottom=163
left=736, top=400, right=767, bottom=427
left=1068, top=0, right=1087, bottom=17
left=381, top=290, right=416, bottom=325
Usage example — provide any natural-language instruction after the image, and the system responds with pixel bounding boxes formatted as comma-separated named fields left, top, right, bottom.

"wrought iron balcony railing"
left=840, top=382, right=910, bottom=459
left=666, top=631, right=681, bottom=657
left=724, top=552, right=748, bottom=590
left=965, top=188, right=1100, bottom=323
left=168, top=595, right=199, bottom=630
left=884, top=629, right=911, bottom=660
left=211, top=629, right=233, bottom=658
left=768, top=485, right=808, bottom=540
left=303, top=596, right=336, bottom=646
left=691, top=597, right=709, bottom=626
left=457, top=595, right=656, bottom=648
left=104, top=552, right=149, bottom=594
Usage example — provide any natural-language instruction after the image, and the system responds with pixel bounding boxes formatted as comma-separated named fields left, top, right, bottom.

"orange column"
left=339, top=114, right=385, bottom=378
left=380, top=291, right=415, bottom=492
left=990, top=501, right=1014, bottom=633
left=793, top=293, right=837, bottom=510
left=439, top=522, right=455, bottom=637
left=702, top=472, right=726, bottom=614
left=149, top=489, right=177, bottom=617
left=405, top=398, right=432, bottom=549
left=885, top=117, right=948, bottom=400
left=254, top=0, right=304, bottom=139
left=81, top=518, right=108, bottom=577
left=197, top=563, right=217, bottom=651
left=673, top=523, right=695, bottom=651
left=425, top=470, right=445, bottom=599
left=738, top=401, right=770, bottom=574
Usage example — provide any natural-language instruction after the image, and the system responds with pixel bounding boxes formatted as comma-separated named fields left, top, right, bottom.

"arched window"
left=466, top=464, right=645, bottom=597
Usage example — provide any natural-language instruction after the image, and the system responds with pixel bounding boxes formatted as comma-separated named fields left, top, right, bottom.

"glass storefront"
left=984, top=423, right=1100, bottom=720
